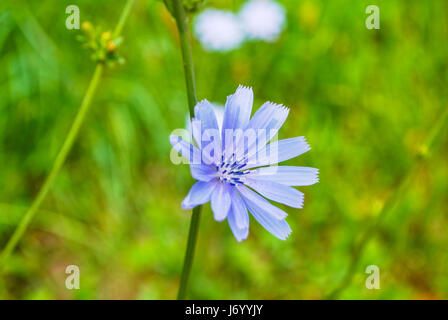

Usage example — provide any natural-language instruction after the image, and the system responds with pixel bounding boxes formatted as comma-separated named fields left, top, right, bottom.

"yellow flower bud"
left=101, top=31, right=112, bottom=42
left=81, top=21, right=93, bottom=33
left=106, top=40, right=116, bottom=52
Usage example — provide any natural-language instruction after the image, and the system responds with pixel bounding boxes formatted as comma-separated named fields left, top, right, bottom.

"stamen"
left=216, top=153, right=248, bottom=186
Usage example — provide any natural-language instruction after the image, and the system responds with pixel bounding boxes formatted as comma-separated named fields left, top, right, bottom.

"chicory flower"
left=170, top=86, right=318, bottom=241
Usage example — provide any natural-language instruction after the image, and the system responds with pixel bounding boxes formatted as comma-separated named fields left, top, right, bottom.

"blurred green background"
left=0, top=0, right=447, bottom=299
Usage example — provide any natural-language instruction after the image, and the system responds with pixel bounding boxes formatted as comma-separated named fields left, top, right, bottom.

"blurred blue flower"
left=170, top=86, right=318, bottom=241
left=194, top=0, right=286, bottom=52
left=194, top=9, right=245, bottom=52
left=239, top=0, right=286, bottom=42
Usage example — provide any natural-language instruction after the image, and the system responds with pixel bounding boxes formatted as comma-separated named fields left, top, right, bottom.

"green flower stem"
left=0, top=0, right=136, bottom=272
left=170, top=0, right=201, bottom=300
left=325, top=106, right=448, bottom=299
left=0, top=64, right=103, bottom=271
left=172, top=0, right=198, bottom=114
left=113, top=0, right=136, bottom=38
left=177, top=206, right=202, bottom=299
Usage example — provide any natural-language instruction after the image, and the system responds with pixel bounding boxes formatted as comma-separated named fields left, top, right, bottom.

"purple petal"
left=246, top=101, right=289, bottom=132
left=193, top=101, right=222, bottom=163
left=236, top=185, right=287, bottom=220
left=245, top=178, right=304, bottom=208
left=237, top=186, right=291, bottom=240
left=244, top=136, right=311, bottom=169
left=190, top=164, right=218, bottom=181
left=237, top=102, right=289, bottom=159
left=191, top=118, right=202, bottom=146
left=170, top=135, right=213, bottom=165
left=227, top=209, right=249, bottom=242
left=211, top=182, right=231, bottom=221
left=170, top=135, right=200, bottom=163
left=194, top=99, right=220, bottom=132
left=230, top=187, right=249, bottom=229
left=222, top=85, right=254, bottom=131
left=182, top=180, right=218, bottom=209
left=248, top=166, right=319, bottom=186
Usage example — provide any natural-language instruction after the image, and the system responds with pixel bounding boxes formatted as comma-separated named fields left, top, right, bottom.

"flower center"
left=216, top=153, right=249, bottom=185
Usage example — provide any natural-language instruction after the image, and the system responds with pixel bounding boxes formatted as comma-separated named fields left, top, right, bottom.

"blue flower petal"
left=182, top=180, right=218, bottom=209
left=245, top=178, right=304, bottom=208
left=190, top=118, right=202, bottom=146
left=222, top=85, right=253, bottom=131
left=193, top=100, right=222, bottom=162
left=246, top=101, right=288, bottom=132
left=190, top=164, right=218, bottom=181
left=227, top=208, right=249, bottom=242
left=236, top=185, right=287, bottom=220
left=211, top=182, right=232, bottom=221
left=237, top=186, right=291, bottom=240
left=194, top=99, right=220, bottom=132
left=170, top=135, right=201, bottom=163
left=244, top=136, right=310, bottom=169
left=230, top=187, right=249, bottom=229
left=248, top=166, right=319, bottom=186
left=170, top=135, right=214, bottom=165
left=237, top=102, right=289, bottom=159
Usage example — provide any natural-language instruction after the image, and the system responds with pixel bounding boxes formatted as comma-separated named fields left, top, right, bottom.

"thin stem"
left=177, top=206, right=202, bottom=299
left=170, top=0, right=201, bottom=300
left=325, top=105, right=448, bottom=299
left=172, top=0, right=198, bottom=115
left=0, top=64, right=102, bottom=270
left=113, top=0, right=136, bottom=38
left=325, top=165, right=414, bottom=299
left=0, top=0, right=136, bottom=272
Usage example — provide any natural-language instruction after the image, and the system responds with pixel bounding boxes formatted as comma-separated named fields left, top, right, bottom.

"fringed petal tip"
left=282, top=228, right=292, bottom=241
left=305, top=167, right=319, bottom=185
left=194, top=99, right=211, bottom=113
left=234, top=229, right=249, bottom=242
left=299, top=136, right=312, bottom=152
left=266, top=101, right=290, bottom=114
left=228, top=209, right=250, bottom=242
left=235, top=84, right=253, bottom=93
left=274, top=221, right=292, bottom=241
left=313, top=168, right=320, bottom=184
left=226, top=85, right=253, bottom=100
